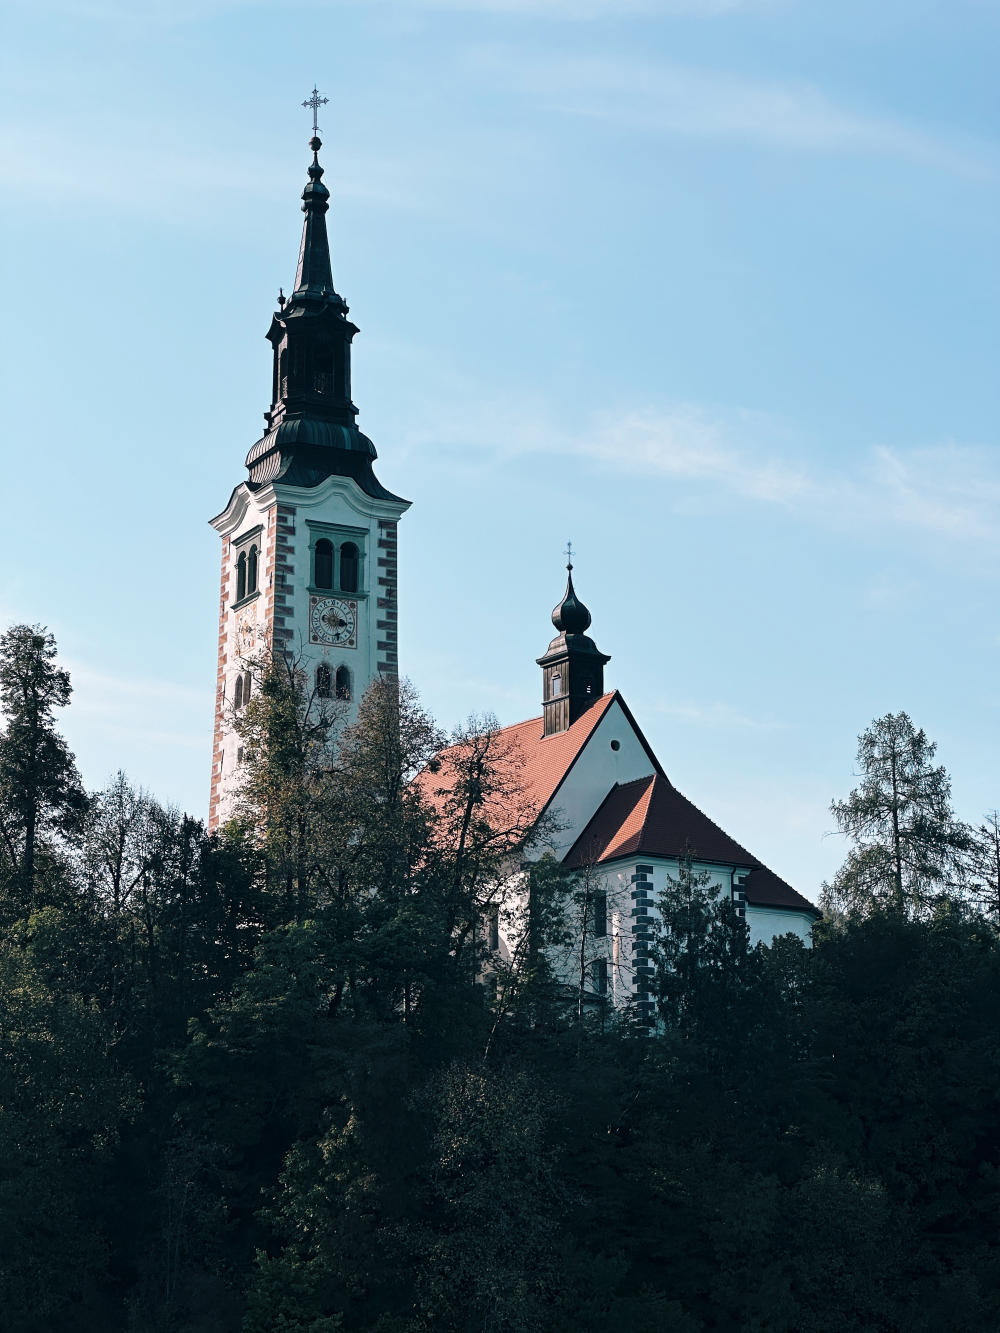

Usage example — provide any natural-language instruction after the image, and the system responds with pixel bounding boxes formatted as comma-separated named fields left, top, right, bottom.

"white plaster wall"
left=746, top=905, right=813, bottom=948
left=210, top=474, right=407, bottom=823
left=217, top=487, right=272, bottom=804
left=536, top=697, right=659, bottom=860
left=551, top=857, right=814, bottom=1009
left=271, top=476, right=404, bottom=721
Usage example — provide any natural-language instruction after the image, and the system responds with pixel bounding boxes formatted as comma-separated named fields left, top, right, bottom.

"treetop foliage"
left=1, top=626, right=999, bottom=1332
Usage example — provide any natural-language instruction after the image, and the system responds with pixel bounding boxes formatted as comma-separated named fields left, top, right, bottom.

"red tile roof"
left=414, top=692, right=619, bottom=825
left=416, top=693, right=817, bottom=918
left=564, top=775, right=818, bottom=916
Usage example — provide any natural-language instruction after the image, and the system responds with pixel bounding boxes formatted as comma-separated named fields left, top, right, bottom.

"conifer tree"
left=0, top=624, right=86, bottom=918
left=652, top=857, right=749, bottom=1032
left=964, top=810, right=1000, bottom=928
left=824, top=711, right=968, bottom=918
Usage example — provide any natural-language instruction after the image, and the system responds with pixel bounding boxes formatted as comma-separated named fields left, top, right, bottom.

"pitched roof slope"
left=414, top=691, right=618, bottom=824
left=564, top=775, right=818, bottom=916
left=743, top=865, right=817, bottom=914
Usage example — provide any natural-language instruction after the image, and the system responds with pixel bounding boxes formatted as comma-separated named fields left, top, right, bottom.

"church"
left=208, top=103, right=819, bottom=1013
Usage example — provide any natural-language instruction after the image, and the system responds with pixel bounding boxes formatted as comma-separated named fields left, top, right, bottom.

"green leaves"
left=826, top=711, right=969, bottom=918
left=0, top=624, right=87, bottom=917
left=6, top=628, right=1000, bottom=1331
left=0, top=916, right=131, bottom=1329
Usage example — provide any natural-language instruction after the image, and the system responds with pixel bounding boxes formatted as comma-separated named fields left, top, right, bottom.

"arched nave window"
left=314, top=539, right=334, bottom=590
left=339, top=542, right=359, bottom=594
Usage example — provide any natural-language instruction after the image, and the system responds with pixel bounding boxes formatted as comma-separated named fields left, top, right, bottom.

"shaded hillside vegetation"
left=2, top=622, right=1000, bottom=1332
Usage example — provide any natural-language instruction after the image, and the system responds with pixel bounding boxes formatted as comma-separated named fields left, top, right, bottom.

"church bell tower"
left=537, top=556, right=610, bottom=736
left=208, top=94, right=410, bottom=829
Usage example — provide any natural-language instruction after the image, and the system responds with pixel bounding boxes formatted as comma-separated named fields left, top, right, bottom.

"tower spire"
left=241, top=94, right=408, bottom=504
left=293, top=124, right=337, bottom=300
left=537, top=548, right=610, bottom=736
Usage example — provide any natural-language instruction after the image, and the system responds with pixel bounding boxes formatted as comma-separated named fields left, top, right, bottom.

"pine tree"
left=0, top=624, right=87, bottom=919
left=964, top=810, right=1000, bottom=928
left=652, top=857, right=750, bottom=1032
left=824, top=711, right=968, bottom=918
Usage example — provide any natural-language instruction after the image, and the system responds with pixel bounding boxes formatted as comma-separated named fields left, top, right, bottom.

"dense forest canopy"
left=2, top=621, right=1000, bottom=1332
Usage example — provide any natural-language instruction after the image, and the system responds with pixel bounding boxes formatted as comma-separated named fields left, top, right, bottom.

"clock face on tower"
left=309, top=596, right=358, bottom=648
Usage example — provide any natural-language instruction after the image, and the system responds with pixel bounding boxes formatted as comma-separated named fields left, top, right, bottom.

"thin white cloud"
left=403, top=0, right=758, bottom=13
left=865, top=443, right=1000, bottom=544
left=414, top=400, right=809, bottom=500
left=0, top=126, right=434, bottom=221
left=62, top=665, right=207, bottom=751
left=65, top=663, right=205, bottom=713
left=652, top=698, right=784, bottom=730
left=573, top=408, right=811, bottom=502
left=4, top=0, right=771, bottom=21
left=493, top=52, right=993, bottom=175
left=406, top=398, right=1000, bottom=558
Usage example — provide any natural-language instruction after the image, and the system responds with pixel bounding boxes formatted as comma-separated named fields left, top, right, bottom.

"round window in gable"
left=610, top=739, right=621, bottom=752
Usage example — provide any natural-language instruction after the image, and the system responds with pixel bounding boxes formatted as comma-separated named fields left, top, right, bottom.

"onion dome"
left=551, top=561, right=592, bottom=634
left=538, top=549, right=610, bottom=736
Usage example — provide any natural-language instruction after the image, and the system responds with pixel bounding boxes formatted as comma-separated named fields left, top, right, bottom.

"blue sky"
left=1, top=0, right=997, bottom=900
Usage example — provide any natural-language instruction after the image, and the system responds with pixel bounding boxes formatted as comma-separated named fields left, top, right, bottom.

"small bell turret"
left=537, top=546, right=610, bottom=737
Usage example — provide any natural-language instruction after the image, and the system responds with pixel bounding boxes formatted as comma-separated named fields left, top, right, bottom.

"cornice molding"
left=209, top=483, right=255, bottom=536
left=210, top=471, right=409, bottom=539
left=272, top=473, right=410, bottom=522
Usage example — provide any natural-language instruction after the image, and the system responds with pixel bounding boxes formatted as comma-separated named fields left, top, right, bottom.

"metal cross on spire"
left=302, top=86, right=329, bottom=135
left=565, top=540, right=574, bottom=571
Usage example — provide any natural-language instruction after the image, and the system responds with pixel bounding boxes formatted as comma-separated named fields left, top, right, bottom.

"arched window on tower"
left=314, top=539, right=334, bottom=590
left=247, top=545, right=258, bottom=595
left=234, top=675, right=244, bottom=710
left=550, top=671, right=562, bottom=699
left=236, top=551, right=247, bottom=602
left=243, top=672, right=252, bottom=704
left=316, top=663, right=332, bottom=699
left=340, top=542, right=359, bottom=594
left=335, top=665, right=352, bottom=701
